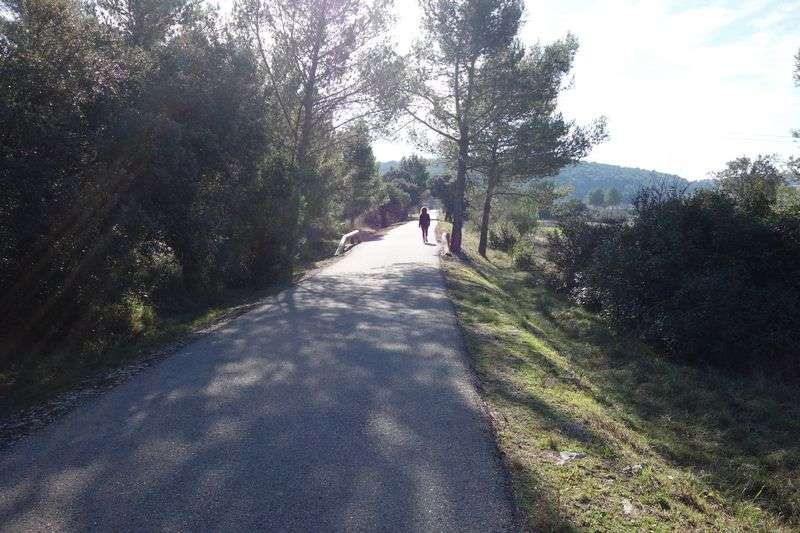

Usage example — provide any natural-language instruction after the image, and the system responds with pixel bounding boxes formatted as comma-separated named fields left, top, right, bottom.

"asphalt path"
left=0, top=214, right=515, bottom=532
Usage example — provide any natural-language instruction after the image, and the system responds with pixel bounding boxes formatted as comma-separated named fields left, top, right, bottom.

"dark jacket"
left=419, top=212, right=430, bottom=228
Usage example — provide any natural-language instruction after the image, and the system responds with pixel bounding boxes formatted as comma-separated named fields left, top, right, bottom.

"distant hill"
left=378, top=160, right=447, bottom=176
left=553, top=162, right=715, bottom=203
left=379, top=159, right=714, bottom=203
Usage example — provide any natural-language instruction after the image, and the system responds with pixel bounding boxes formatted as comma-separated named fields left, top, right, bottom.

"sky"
left=215, top=0, right=800, bottom=180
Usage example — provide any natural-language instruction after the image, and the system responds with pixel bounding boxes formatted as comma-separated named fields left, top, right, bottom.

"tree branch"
left=405, top=106, right=458, bottom=142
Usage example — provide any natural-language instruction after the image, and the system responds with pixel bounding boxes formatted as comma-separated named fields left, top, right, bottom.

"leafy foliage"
left=235, top=0, right=401, bottom=225
left=407, top=0, right=524, bottom=252
left=339, top=125, right=382, bottom=226
left=587, top=187, right=606, bottom=208
left=545, top=217, right=616, bottom=301
left=547, top=169, right=800, bottom=372
left=488, top=220, right=519, bottom=252
left=470, top=34, right=606, bottom=256
left=714, top=155, right=784, bottom=217
left=0, top=0, right=338, bottom=377
left=604, top=187, right=622, bottom=207
left=382, top=155, right=430, bottom=210
left=510, top=239, right=535, bottom=271
left=429, top=174, right=457, bottom=221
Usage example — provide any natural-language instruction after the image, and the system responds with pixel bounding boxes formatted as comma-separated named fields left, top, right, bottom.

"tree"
left=550, top=198, right=588, bottom=219
left=605, top=187, right=623, bottom=207
left=470, top=36, right=605, bottom=256
left=93, top=0, right=203, bottom=48
left=130, top=21, right=286, bottom=294
left=588, top=188, right=606, bottom=209
left=373, top=179, right=411, bottom=227
left=0, top=0, right=299, bottom=364
left=714, top=156, right=785, bottom=217
left=236, top=0, right=401, bottom=223
left=0, top=0, right=147, bottom=351
left=340, top=125, right=380, bottom=226
left=430, top=174, right=457, bottom=221
left=406, top=0, right=523, bottom=254
left=383, top=155, right=430, bottom=209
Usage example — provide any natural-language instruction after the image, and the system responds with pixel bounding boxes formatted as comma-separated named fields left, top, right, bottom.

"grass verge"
left=441, top=228, right=799, bottom=531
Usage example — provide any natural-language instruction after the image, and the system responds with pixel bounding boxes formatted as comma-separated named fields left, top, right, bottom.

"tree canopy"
left=236, top=0, right=403, bottom=222
left=0, top=0, right=408, bottom=376
left=406, top=0, right=524, bottom=253
left=469, top=34, right=605, bottom=255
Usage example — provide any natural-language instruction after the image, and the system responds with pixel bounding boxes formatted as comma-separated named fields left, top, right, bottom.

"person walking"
left=419, top=207, right=431, bottom=243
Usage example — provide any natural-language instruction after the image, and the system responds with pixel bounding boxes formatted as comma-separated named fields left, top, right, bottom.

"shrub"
left=546, top=199, right=588, bottom=220
left=509, top=202, right=539, bottom=236
left=511, top=240, right=536, bottom=271
left=545, top=217, right=618, bottom=296
left=549, top=187, right=800, bottom=372
left=488, top=221, right=519, bottom=252
left=92, top=293, right=157, bottom=351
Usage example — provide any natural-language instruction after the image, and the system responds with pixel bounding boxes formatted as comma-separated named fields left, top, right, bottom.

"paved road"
left=0, top=215, right=515, bottom=532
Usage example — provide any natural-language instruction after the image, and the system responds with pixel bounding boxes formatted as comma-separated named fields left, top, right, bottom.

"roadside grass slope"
left=441, top=228, right=799, bottom=531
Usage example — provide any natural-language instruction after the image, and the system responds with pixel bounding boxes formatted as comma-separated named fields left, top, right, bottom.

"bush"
left=92, top=293, right=157, bottom=351
left=545, top=217, right=618, bottom=297
left=547, top=187, right=800, bottom=372
left=511, top=240, right=536, bottom=271
left=488, top=221, right=519, bottom=252
left=509, top=202, right=539, bottom=236
left=543, top=199, right=588, bottom=220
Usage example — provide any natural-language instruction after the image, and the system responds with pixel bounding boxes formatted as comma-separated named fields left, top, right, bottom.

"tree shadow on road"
left=0, top=265, right=515, bottom=531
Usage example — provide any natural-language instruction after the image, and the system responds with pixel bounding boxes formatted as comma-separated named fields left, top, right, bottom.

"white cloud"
left=517, top=0, right=800, bottom=178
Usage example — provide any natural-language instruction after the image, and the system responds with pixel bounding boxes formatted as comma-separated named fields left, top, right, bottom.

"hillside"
left=379, top=159, right=447, bottom=176
left=553, top=162, right=714, bottom=202
left=379, top=160, right=715, bottom=203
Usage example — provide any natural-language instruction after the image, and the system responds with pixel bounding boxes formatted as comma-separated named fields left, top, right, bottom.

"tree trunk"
left=478, top=173, right=496, bottom=257
left=450, top=135, right=469, bottom=254
left=294, top=21, right=323, bottom=219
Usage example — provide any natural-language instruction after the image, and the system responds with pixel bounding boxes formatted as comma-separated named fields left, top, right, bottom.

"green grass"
left=442, top=228, right=800, bottom=531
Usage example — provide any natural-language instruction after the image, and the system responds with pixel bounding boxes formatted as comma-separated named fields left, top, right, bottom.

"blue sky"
left=376, top=0, right=800, bottom=179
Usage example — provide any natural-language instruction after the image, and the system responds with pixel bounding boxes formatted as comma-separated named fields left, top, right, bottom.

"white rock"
left=622, top=463, right=644, bottom=475
left=622, top=498, right=636, bottom=516
left=556, top=451, right=586, bottom=465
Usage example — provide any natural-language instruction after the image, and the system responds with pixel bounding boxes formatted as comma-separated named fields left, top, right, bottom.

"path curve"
left=0, top=214, right=515, bottom=532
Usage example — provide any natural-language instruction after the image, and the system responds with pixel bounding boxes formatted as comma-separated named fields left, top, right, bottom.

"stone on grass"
left=622, top=498, right=636, bottom=516
left=556, top=451, right=586, bottom=465
left=622, top=464, right=644, bottom=475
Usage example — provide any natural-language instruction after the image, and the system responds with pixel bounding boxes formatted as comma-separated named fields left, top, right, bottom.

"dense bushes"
left=0, top=0, right=414, bottom=380
left=511, top=240, right=536, bottom=271
left=545, top=217, right=617, bottom=301
left=0, top=0, right=325, bottom=375
left=489, top=196, right=541, bottom=254
left=488, top=221, right=519, bottom=251
left=547, top=185, right=800, bottom=372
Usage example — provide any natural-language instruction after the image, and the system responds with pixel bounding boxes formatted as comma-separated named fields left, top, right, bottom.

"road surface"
left=0, top=214, right=515, bottom=532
